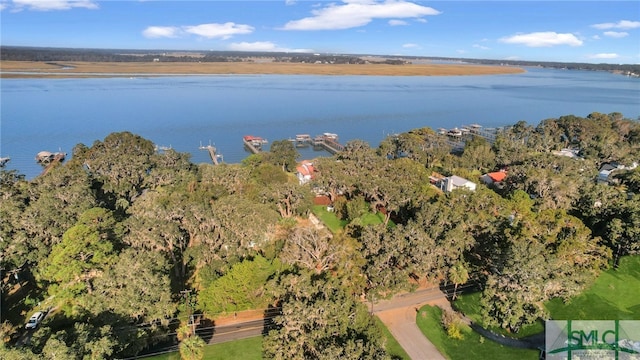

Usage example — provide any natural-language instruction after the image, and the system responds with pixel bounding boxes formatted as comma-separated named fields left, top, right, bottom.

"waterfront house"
left=296, top=160, right=315, bottom=185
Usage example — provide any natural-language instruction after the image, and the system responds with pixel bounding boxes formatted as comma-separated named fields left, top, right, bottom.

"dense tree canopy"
left=1, top=112, right=638, bottom=356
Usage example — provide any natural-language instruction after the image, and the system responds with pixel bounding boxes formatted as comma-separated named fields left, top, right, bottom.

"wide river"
left=1, top=67, right=639, bottom=179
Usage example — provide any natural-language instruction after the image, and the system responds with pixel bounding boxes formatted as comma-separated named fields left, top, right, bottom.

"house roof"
left=487, top=171, right=507, bottom=182
left=297, top=161, right=314, bottom=178
left=450, top=175, right=473, bottom=186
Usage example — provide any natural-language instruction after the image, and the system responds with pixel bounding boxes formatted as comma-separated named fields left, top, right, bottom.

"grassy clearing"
left=145, top=336, right=263, bottom=360
left=453, top=255, right=640, bottom=340
left=311, top=205, right=348, bottom=232
left=545, top=255, right=640, bottom=320
left=0, top=60, right=525, bottom=78
left=416, top=305, right=539, bottom=360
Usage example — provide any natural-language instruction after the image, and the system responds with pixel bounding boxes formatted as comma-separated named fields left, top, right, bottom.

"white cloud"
left=402, top=43, right=419, bottom=48
left=499, top=32, right=583, bottom=47
left=143, top=22, right=254, bottom=40
left=184, top=23, right=254, bottom=40
left=588, top=53, right=619, bottom=59
left=592, top=35, right=601, bottom=40
left=0, top=3, right=6, bottom=11
left=505, top=56, right=520, bottom=61
left=11, top=0, right=97, bottom=11
left=415, top=18, right=427, bottom=23
left=228, top=41, right=312, bottom=53
left=591, top=20, right=640, bottom=30
left=143, top=26, right=180, bottom=39
left=456, top=50, right=466, bottom=54
left=603, top=31, right=629, bottom=38
left=388, top=19, right=408, bottom=26
left=473, top=44, right=490, bottom=50
left=281, top=0, right=440, bottom=30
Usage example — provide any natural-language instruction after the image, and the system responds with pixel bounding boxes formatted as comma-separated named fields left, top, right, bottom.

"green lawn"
left=312, top=205, right=393, bottom=234
left=311, top=205, right=348, bottom=232
left=545, top=255, right=640, bottom=320
left=453, top=255, right=640, bottom=340
left=145, top=336, right=262, bottom=360
left=416, top=305, right=539, bottom=360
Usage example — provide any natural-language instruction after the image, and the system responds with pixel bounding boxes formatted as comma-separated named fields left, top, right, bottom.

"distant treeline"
left=1, top=46, right=638, bottom=73
left=416, top=55, right=640, bottom=75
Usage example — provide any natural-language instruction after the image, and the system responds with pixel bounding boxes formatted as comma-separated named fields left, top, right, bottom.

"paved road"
left=373, top=283, right=477, bottom=360
left=201, top=319, right=270, bottom=344
left=135, top=284, right=476, bottom=359
left=377, top=306, right=446, bottom=360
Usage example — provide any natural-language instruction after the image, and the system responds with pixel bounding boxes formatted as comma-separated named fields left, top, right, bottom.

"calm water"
left=1, top=67, right=639, bottom=179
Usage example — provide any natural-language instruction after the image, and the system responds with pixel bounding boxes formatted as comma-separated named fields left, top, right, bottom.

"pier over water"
left=313, top=133, right=344, bottom=154
left=199, top=142, right=221, bottom=165
left=243, top=136, right=268, bottom=154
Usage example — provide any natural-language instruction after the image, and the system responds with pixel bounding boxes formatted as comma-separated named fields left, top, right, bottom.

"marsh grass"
left=1, top=60, right=525, bottom=78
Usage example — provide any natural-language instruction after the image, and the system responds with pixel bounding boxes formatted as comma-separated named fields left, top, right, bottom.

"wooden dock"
left=199, top=142, right=221, bottom=165
left=433, top=124, right=505, bottom=152
left=37, top=152, right=66, bottom=176
left=313, top=133, right=344, bottom=154
left=290, top=134, right=312, bottom=147
left=243, top=136, right=267, bottom=154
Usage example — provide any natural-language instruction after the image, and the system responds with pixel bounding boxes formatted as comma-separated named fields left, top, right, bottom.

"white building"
left=441, top=175, right=476, bottom=192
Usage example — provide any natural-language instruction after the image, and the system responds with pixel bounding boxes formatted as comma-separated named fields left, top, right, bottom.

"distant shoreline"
left=0, top=60, right=525, bottom=79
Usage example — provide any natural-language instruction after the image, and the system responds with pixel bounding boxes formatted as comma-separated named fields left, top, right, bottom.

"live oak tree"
left=198, top=255, right=281, bottom=315
left=15, top=163, right=97, bottom=266
left=39, top=207, right=119, bottom=304
left=263, top=272, right=389, bottom=360
left=268, top=140, right=299, bottom=172
left=359, top=224, right=414, bottom=297
left=259, top=182, right=314, bottom=219
left=89, top=248, right=175, bottom=324
left=479, top=207, right=610, bottom=332
left=79, top=131, right=156, bottom=208
left=279, top=226, right=344, bottom=274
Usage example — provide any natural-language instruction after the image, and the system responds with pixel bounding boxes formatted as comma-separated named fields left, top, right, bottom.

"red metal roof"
left=487, top=171, right=507, bottom=182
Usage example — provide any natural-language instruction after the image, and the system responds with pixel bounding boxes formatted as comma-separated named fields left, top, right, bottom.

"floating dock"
left=313, top=133, right=344, bottom=154
left=243, top=135, right=268, bottom=154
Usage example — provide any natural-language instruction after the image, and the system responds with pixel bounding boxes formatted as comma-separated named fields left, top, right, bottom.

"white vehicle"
left=25, top=311, right=44, bottom=329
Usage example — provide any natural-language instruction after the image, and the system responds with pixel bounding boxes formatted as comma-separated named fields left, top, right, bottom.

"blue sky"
left=1, top=1, right=639, bottom=64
